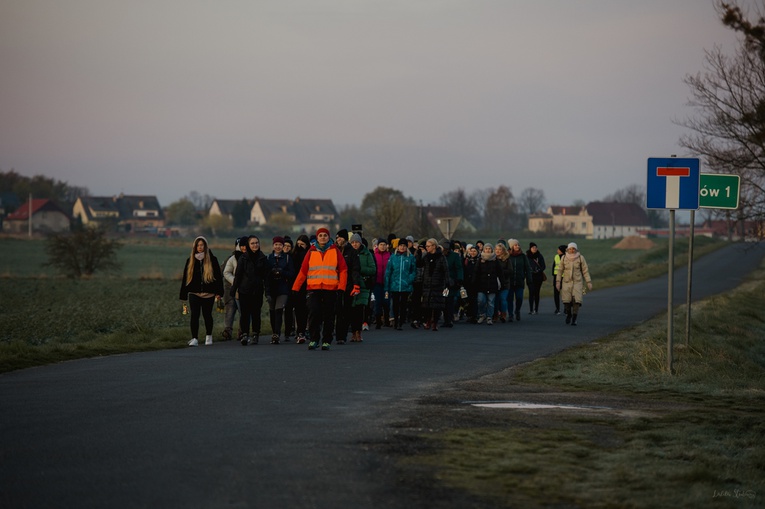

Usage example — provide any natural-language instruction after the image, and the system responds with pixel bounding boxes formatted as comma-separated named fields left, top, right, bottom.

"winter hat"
left=508, top=238, right=520, bottom=248
left=406, top=235, right=414, bottom=243
left=558, top=244, right=567, bottom=253
left=398, top=237, right=409, bottom=248
left=350, top=233, right=362, bottom=243
left=567, top=242, right=578, bottom=251
left=336, top=228, right=348, bottom=240
left=272, top=236, right=284, bottom=244
left=466, top=243, right=474, bottom=251
left=283, top=236, right=293, bottom=248
left=440, top=238, right=451, bottom=250
left=316, top=227, right=330, bottom=237
left=529, top=242, right=537, bottom=248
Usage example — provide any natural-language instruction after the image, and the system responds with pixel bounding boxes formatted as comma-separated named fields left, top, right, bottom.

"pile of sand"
left=612, top=236, right=655, bottom=250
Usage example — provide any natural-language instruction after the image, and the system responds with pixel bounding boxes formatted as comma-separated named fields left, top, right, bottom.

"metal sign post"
left=647, top=157, right=700, bottom=374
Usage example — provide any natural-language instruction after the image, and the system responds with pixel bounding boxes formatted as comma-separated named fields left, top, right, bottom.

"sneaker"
left=241, top=335, right=249, bottom=346
left=271, top=334, right=280, bottom=344
left=252, top=334, right=259, bottom=345
left=321, top=342, right=330, bottom=351
left=410, top=320, right=419, bottom=329
left=555, top=310, right=561, bottom=315
left=486, top=318, right=493, bottom=325
left=296, top=333, right=306, bottom=344
left=188, top=338, right=199, bottom=347
left=308, top=341, right=318, bottom=350
left=515, top=312, right=521, bottom=321
left=477, top=315, right=485, bottom=324
left=222, top=328, right=232, bottom=340
left=205, top=335, right=213, bottom=345
left=336, top=339, right=346, bottom=345
left=362, top=322, right=369, bottom=331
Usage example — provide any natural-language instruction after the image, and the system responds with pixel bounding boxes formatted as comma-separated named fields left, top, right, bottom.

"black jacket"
left=231, top=249, right=269, bottom=297
left=179, top=252, right=225, bottom=300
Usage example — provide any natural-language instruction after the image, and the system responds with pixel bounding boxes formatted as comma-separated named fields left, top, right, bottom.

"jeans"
left=507, top=285, right=525, bottom=315
left=495, top=289, right=509, bottom=314
left=476, top=292, right=496, bottom=319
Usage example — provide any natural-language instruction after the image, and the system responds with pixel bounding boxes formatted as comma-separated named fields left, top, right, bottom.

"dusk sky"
left=0, top=1, right=750, bottom=210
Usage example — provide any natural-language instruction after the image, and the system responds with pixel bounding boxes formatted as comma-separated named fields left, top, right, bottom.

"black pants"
left=307, top=290, right=337, bottom=343
left=390, top=291, right=410, bottom=326
left=239, top=293, right=264, bottom=336
left=529, top=275, right=544, bottom=312
left=553, top=279, right=561, bottom=312
left=335, top=291, right=353, bottom=341
left=189, top=294, right=215, bottom=339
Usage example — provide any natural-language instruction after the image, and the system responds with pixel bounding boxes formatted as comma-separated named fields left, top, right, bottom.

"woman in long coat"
left=420, top=238, right=449, bottom=331
left=555, top=242, right=592, bottom=326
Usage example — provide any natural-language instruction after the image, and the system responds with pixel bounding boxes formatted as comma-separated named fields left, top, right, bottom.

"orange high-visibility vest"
left=305, top=248, right=343, bottom=290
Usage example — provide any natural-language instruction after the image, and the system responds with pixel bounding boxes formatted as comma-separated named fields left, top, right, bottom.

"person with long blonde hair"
left=179, top=236, right=224, bottom=346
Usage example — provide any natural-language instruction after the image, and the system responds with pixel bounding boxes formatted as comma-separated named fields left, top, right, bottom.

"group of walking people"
left=179, top=230, right=593, bottom=349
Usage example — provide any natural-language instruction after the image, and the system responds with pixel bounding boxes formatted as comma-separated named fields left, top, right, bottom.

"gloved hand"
left=350, top=285, right=361, bottom=296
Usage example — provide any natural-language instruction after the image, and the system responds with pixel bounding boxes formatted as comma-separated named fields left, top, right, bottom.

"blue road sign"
left=646, top=157, right=700, bottom=210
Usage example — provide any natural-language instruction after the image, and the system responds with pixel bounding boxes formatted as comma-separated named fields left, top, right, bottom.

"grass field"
left=394, top=258, right=765, bottom=509
left=0, top=235, right=724, bottom=373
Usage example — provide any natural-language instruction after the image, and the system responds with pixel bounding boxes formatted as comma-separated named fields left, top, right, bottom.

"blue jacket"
left=384, top=251, right=416, bottom=293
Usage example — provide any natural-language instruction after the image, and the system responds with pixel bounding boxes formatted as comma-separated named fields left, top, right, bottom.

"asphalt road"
left=1, top=242, right=762, bottom=509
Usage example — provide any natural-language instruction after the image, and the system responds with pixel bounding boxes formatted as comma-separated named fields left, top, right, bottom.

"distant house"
left=528, top=202, right=650, bottom=239
left=73, top=194, right=165, bottom=233
left=3, top=198, right=70, bottom=234
left=528, top=206, right=593, bottom=237
left=247, top=197, right=338, bottom=233
left=209, top=199, right=253, bottom=221
left=586, top=202, right=651, bottom=239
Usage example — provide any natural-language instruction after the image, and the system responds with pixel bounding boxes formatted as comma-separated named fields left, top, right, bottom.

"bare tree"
left=439, top=188, right=480, bottom=225
left=484, top=185, right=517, bottom=232
left=360, top=186, right=416, bottom=237
left=675, top=1, right=765, bottom=231
left=45, top=228, right=122, bottom=278
left=602, top=184, right=645, bottom=205
left=518, top=187, right=547, bottom=216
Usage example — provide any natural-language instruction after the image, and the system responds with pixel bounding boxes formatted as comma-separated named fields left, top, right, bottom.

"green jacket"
left=353, top=245, right=376, bottom=307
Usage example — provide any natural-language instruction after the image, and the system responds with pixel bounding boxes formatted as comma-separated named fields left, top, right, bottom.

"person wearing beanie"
left=334, top=227, right=361, bottom=345
left=556, top=242, right=592, bottom=326
left=221, top=236, right=248, bottom=340
left=441, top=239, right=464, bottom=327
left=292, top=227, right=349, bottom=350
left=289, top=235, right=312, bottom=343
left=420, top=238, right=449, bottom=331
left=231, top=236, right=269, bottom=345
left=265, top=235, right=295, bottom=344
left=372, top=238, right=391, bottom=329
left=506, top=238, right=532, bottom=322
left=471, top=243, right=501, bottom=325
left=349, top=233, right=375, bottom=341
left=384, top=237, right=416, bottom=330
left=280, top=236, right=295, bottom=338
left=462, top=243, right=480, bottom=323
left=179, top=236, right=224, bottom=347
left=552, top=245, right=567, bottom=315
left=526, top=241, right=547, bottom=315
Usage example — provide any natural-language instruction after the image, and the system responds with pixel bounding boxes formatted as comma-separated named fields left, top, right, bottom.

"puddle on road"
left=468, top=401, right=612, bottom=411
left=466, top=401, right=652, bottom=418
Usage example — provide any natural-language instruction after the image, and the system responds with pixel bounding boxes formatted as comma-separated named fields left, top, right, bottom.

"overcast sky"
left=0, top=0, right=751, bottom=209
